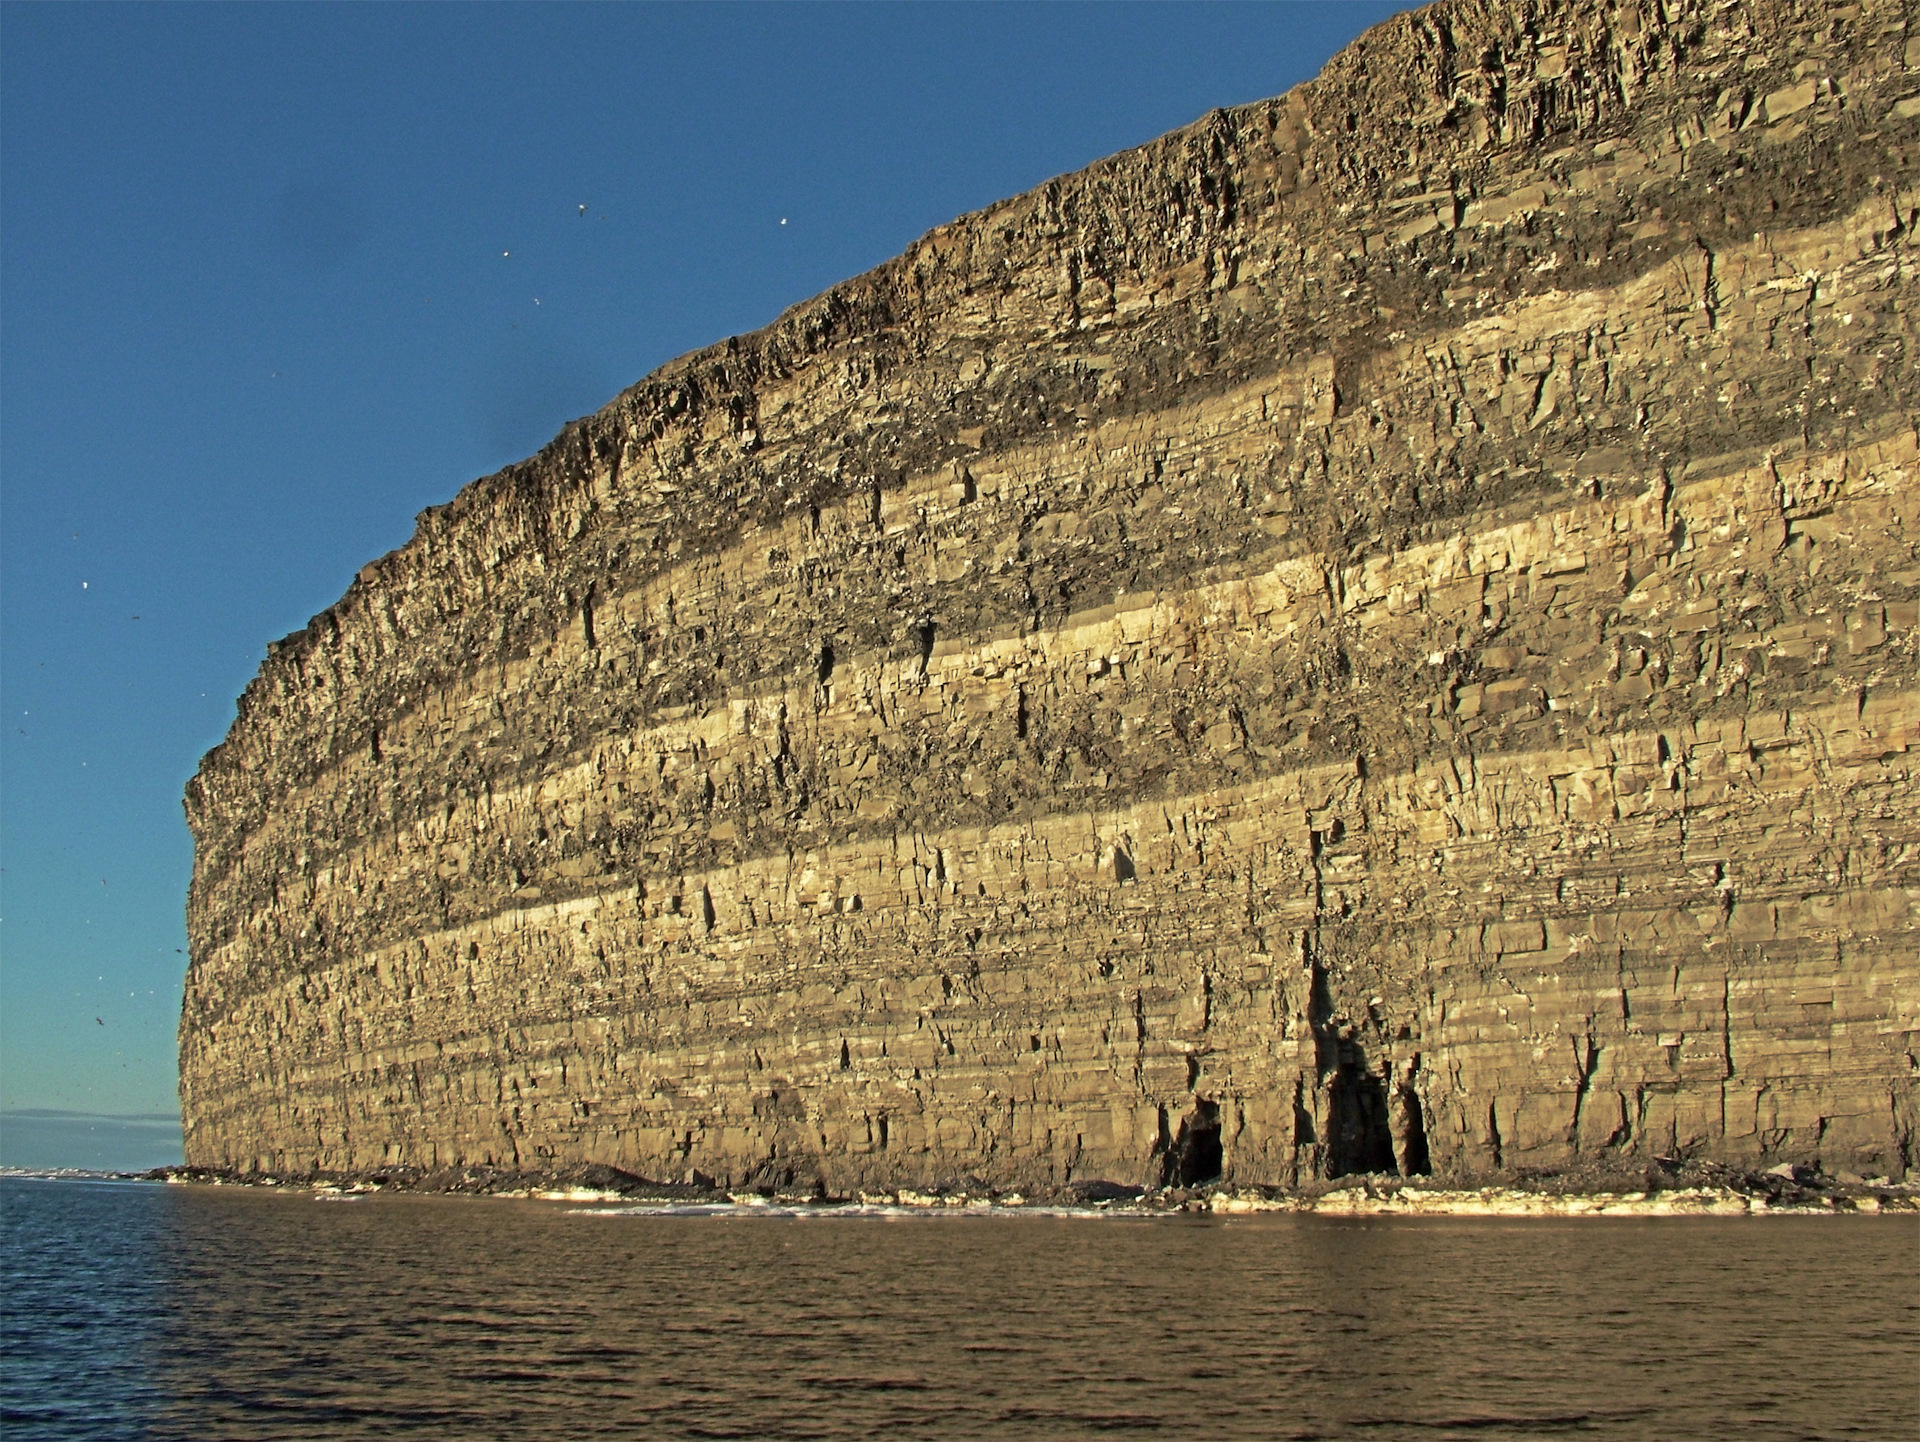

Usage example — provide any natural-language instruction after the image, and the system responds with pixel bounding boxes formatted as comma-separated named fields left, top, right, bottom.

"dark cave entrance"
left=1306, top=949, right=1429, bottom=1179
left=1161, top=1100, right=1223, bottom=1187
left=1398, top=1074, right=1432, bottom=1176
left=1326, top=1065, right=1397, bottom=1178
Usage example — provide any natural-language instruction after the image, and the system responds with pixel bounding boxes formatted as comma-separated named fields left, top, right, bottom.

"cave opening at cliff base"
left=1162, top=1099, right=1224, bottom=1187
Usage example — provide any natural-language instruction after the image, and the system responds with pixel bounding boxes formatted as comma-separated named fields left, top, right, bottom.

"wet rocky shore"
left=134, top=1159, right=1920, bottom=1217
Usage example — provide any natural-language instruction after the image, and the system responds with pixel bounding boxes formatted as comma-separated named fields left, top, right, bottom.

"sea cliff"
left=182, top=0, right=1919, bottom=1189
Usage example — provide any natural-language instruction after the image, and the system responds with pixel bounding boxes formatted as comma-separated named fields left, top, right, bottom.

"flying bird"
left=95, top=1017, right=104, bottom=1026
left=578, top=204, right=587, bottom=217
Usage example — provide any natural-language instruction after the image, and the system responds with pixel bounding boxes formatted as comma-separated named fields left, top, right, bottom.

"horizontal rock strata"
left=183, top=0, right=1920, bottom=1187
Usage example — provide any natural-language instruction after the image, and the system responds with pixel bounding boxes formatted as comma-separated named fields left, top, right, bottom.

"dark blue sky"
left=0, top=0, right=1402, bottom=1164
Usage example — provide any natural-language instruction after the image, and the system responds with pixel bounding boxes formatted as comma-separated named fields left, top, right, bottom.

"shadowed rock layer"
left=183, top=0, right=1920, bottom=1188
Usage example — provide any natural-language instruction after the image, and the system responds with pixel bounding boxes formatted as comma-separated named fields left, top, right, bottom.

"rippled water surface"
left=3, top=1177, right=1914, bottom=1440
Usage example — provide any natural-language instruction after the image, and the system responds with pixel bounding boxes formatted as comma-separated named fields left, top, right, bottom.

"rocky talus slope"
left=183, top=0, right=1919, bottom=1189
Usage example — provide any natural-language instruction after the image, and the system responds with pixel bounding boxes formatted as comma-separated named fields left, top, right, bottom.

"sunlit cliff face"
left=181, top=0, right=1920, bottom=1188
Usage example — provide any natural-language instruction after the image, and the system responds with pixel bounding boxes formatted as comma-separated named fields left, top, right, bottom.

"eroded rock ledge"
left=182, top=0, right=1920, bottom=1190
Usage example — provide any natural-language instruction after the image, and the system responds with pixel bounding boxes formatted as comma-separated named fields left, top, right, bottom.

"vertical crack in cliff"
left=913, top=618, right=936, bottom=676
left=1570, top=1028, right=1602, bottom=1152
left=1397, top=1058, right=1432, bottom=1177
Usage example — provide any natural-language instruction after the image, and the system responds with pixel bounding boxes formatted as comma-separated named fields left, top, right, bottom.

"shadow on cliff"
left=1308, top=956, right=1430, bottom=1180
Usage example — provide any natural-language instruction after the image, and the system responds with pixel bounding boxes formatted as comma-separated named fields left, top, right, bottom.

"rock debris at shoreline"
left=130, top=1160, right=1920, bottom=1217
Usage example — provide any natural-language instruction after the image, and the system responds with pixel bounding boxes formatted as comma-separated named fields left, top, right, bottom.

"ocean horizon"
left=0, top=1112, right=184, bottom=1175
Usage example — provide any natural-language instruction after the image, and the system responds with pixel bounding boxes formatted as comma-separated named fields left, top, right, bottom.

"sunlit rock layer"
left=183, top=0, right=1919, bottom=1188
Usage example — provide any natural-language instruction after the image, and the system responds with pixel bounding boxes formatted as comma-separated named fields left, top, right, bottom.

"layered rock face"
left=183, top=0, right=1920, bottom=1188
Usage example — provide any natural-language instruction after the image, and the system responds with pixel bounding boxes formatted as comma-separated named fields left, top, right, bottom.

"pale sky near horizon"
left=0, top=0, right=1403, bottom=1168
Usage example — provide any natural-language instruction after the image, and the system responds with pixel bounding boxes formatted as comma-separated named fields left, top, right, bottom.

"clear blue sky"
left=0, top=0, right=1402, bottom=1168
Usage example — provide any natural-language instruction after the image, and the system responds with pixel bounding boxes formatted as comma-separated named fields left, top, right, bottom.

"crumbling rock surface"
left=182, top=0, right=1920, bottom=1189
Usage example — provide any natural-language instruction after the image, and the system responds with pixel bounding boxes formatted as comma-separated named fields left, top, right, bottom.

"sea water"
left=2, top=1176, right=1914, bottom=1440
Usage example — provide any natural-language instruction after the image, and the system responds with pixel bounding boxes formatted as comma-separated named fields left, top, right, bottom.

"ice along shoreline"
left=76, top=1159, right=1920, bottom=1217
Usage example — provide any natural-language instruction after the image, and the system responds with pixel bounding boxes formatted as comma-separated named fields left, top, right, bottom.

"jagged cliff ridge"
left=183, top=0, right=1919, bottom=1189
